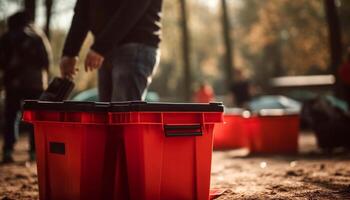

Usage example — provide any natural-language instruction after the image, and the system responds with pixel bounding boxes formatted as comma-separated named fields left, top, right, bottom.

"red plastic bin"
left=213, top=108, right=247, bottom=150
left=22, top=101, right=112, bottom=200
left=243, top=109, right=300, bottom=154
left=109, top=102, right=224, bottom=200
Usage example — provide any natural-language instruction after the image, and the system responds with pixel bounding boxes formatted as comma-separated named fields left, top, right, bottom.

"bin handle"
left=164, top=124, right=202, bottom=137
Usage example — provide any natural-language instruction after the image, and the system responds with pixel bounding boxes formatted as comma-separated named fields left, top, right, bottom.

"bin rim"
left=22, top=100, right=110, bottom=112
left=23, top=100, right=225, bottom=113
left=110, top=101, right=224, bottom=112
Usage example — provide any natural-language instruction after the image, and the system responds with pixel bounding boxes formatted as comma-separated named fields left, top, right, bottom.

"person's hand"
left=60, top=56, right=78, bottom=79
left=85, top=50, right=104, bottom=72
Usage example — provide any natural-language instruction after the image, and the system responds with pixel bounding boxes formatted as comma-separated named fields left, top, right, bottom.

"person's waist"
left=120, top=34, right=160, bottom=48
left=91, top=28, right=161, bottom=48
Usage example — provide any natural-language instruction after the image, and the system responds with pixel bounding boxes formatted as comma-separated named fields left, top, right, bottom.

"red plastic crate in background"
left=109, top=102, right=223, bottom=200
left=243, top=110, right=300, bottom=154
left=213, top=113, right=247, bottom=150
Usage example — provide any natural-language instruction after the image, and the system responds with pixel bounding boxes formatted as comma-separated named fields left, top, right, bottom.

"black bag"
left=39, top=77, right=75, bottom=101
left=303, top=96, right=350, bottom=151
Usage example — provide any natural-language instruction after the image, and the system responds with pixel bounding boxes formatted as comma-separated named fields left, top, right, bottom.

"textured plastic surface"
left=109, top=111, right=223, bottom=200
left=244, top=115, right=300, bottom=154
left=23, top=110, right=110, bottom=200
left=213, top=114, right=247, bottom=150
left=22, top=101, right=224, bottom=200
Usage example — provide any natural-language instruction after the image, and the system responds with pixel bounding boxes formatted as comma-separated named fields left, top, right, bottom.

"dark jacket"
left=62, top=0, right=163, bottom=57
left=0, top=26, right=51, bottom=90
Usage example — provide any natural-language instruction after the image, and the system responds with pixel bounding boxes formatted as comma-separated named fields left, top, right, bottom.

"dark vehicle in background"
left=248, top=95, right=301, bottom=112
left=269, top=75, right=334, bottom=102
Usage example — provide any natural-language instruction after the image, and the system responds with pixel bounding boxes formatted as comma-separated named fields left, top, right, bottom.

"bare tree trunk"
left=324, top=0, right=343, bottom=96
left=179, top=0, right=192, bottom=101
left=273, top=41, right=283, bottom=77
left=24, top=0, right=36, bottom=22
left=45, top=0, right=53, bottom=39
left=221, top=0, right=234, bottom=88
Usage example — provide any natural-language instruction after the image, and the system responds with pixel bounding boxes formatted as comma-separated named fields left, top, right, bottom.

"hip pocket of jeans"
left=137, top=49, right=158, bottom=76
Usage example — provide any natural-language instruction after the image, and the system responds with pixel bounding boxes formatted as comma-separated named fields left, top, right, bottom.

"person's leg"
left=2, top=89, right=21, bottom=162
left=98, top=59, right=113, bottom=102
left=22, top=89, right=43, bottom=160
left=110, top=43, right=160, bottom=101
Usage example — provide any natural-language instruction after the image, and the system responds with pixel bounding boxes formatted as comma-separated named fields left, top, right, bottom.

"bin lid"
left=22, top=100, right=110, bottom=112
left=110, top=101, right=224, bottom=112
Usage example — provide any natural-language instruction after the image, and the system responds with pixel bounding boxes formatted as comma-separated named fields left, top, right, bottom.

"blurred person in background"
left=0, top=11, right=51, bottom=163
left=193, top=81, right=214, bottom=103
left=338, top=47, right=350, bottom=106
left=60, top=0, right=162, bottom=102
left=230, top=68, right=252, bottom=107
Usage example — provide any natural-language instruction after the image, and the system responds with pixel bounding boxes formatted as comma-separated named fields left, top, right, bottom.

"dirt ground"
left=1, top=133, right=350, bottom=200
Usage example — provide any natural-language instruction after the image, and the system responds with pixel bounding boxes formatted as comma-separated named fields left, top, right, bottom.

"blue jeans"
left=98, top=43, right=160, bottom=101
